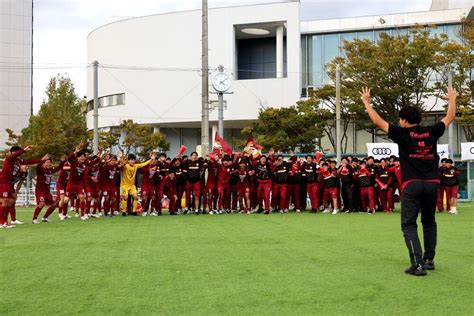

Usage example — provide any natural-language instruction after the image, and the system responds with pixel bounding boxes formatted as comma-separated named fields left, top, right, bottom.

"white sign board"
left=437, top=144, right=450, bottom=161
left=366, top=143, right=399, bottom=160
left=461, top=142, right=474, bottom=161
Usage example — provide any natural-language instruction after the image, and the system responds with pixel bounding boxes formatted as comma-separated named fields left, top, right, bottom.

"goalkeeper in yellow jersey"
left=118, top=152, right=157, bottom=216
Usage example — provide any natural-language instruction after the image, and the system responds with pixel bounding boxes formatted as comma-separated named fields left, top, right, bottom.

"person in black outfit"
left=360, top=86, right=457, bottom=276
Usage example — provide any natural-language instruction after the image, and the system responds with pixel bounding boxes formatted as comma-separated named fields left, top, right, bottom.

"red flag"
left=214, top=133, right=233, bottom=156
left=207, top=153, right=219, bottom=161
left=247, top=137, right=263, bottom=150
left=315, top=151, right=323, bottom=162
left=177, top=145, right=187, bottom=156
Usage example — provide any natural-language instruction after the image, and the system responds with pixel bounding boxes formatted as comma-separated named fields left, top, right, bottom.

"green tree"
left=317, top=26, right=470, bottom=143
left=19, top=75, right=87, bottom=161
left=87, top=130, right=120, bottom=150
left=241, top=99, right=326, bottom=152
left=118, top=119, right=170, bottom=159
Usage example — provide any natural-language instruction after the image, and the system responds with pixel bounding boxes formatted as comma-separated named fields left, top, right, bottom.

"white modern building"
left=86, top=0, right=473, bottom=155
left=0, top=0, right=33, bottom=149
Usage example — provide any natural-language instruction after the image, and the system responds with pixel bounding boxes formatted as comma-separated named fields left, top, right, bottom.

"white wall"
left=86, top=2, right=301, bottom=130
left=0, top=0, right=32, bottom=149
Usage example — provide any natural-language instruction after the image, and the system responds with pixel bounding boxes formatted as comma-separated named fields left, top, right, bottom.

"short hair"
left=76, top=149, right=87, bottom=158
left=277, top=154, right=284, bottom=159
left=190, top=151, right=198, bottom=157
left=160, top=153, right=167, bottom=158
left=445, top=159, right=453, bottom=164
left=127, top=153, right=136, bottom=160
left=360, top=160, right=367, bottom=165
left=10, top=146, right=21, bottom=153
left=322, top=162, right=328, bottom=167
left=305, top=155, right=313, bottom=159
left=440, top=158, right=447, bottom=163
left=399, top=106, right=422, bottom=125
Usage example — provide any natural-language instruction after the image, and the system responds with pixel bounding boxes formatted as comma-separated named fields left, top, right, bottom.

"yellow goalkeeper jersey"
left=120, top=160, right=152, bottom=187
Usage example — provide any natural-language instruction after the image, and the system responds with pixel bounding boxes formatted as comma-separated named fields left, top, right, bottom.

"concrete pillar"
left=276, top=25, right=284, bottom=78
left=211, top=124, right=218, bottom=147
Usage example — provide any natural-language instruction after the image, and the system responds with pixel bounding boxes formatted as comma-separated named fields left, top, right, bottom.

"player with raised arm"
left=360, top=86, right=457, bottom=276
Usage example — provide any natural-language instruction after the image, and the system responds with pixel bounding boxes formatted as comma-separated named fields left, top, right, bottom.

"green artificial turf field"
left=1, top=204, right=473, bottom=315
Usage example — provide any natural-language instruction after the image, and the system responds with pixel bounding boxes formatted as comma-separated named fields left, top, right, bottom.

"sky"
left=32, top=0, right=469, bottom=112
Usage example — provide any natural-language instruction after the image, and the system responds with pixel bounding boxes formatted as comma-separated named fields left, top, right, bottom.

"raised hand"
left=359, top=87, right=371, bottom=106
left=24, top=145, right=33, bottom=151
left=41, top=154, right=50, bottom=161
left=447, top=87, right=457, bottom=102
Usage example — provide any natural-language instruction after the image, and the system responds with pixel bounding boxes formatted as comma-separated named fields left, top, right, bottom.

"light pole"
left=201, top=0, right=210, bottom=156
left=336, top=64, right=341, bottom=163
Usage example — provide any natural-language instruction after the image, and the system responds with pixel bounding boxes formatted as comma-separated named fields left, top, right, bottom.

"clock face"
left=212, top=72, right=231, bottom=92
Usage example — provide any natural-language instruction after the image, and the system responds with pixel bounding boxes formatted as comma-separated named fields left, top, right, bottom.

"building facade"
left=86, top=1, right=472, bottom=155
left=0, top=0, right=33, bottom=149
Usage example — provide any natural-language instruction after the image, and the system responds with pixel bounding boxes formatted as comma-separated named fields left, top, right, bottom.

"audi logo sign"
left=471, top=147, right=474, bottom=154
left=371, top=148, right=392, bottom=155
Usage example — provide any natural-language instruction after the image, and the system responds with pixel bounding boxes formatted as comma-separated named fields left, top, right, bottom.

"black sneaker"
left=121, top=212, right=127, bottom=217
left=263, top=210, right=270, bottom=215
left=423, top=260, right=435, bottom=270
left=404, top=264, right=427, bottom=276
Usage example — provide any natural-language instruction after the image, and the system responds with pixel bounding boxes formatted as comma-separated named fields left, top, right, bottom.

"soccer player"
left=56, top=158, right=71, bottom=219
left=140, top=161, right=159, bottom=216
left=286, top=155, right=301, bottom=212
left=101, top=155, right=120, bottom=217
left=440, top=159, right=460, bottom=215
left=301, top=155, right=320, bottom=213
left=64, top=144, right=89, bottom=221
left=10, top=164, right=29, bottom=225
left=360, top=86, right=457, bottom=276
left=235, top=161, right=252, bottom=214
left=338, top=157, right=354, bottom=213
left=320, top=162, right=340, bottom=214
left=119, top=152, right=157, bottom=216
left=271, top=155, right=289, bottom=213
left=0, top=145, right=33, bottom=228
left=183, top=152, right=205, bottom=214
left=32, top=157, right=65, bottom=223
left=355, top=160, right=376, bottom=214
left=376, top=158, right=393, bottom=213
left=216, top=156, right=233, bottom=214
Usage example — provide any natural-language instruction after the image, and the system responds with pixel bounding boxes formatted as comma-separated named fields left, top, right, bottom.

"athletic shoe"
left=332, top=209, right=339, bottom=215
left=142, top=212, right=149, bottom=217
left=113, top=211, right=119, bottom=216
left=80, top=215, right=88, bottom=221
left=41, top=218, right=51, bottom=223
left=279, top=210, right=284, bottom=214
left=296, top=209, right=301, bottom=213
left=59, top=214, right=67, bottom=221
left=423, top=260, right=435, bottom=270
left=2, top=223, right=15, bottom=228
left=194, top=210, right=200, bottom=215
left=201, top=210, right=208, bottom=215
left=218, top=210, right=223, bottom=215
left=69, top=207, right=75, bottom=212
left=404, top=264, right=427, bottom=276
left=209, top=211, right=215, bottom=215
left=121, top=212, right=127, bottom=217
left=263, top=210, right=270, bottom=215
left=322, top=209, right=331, bottom=214
left=448, top=210, right=458, bottom=215
left=150, top=211, right=158, bottom=216
left=283, top=209, right=288, bottom=213
left=90, top=214, right=99, bottom=218
left=176, top=210, right=182, bottom=215
left=11, top=220, right=24, bottom=225
left=183, top=209, right=189, bottom=215
left=32, top=220, right=40, bottom=225
left=74, top=213, right=80, bottom=218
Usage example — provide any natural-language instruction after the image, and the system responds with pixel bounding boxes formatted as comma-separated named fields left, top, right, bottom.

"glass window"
left=392, top=28, right=408, bottom=37
left=357, top=31, right=373, bottom=41
left=309, top=35, right=323, bottom=86
left=323, top=34, right=339, bottom=83
left=445, top=24, right=461, bottom=43
left=429, top=25, right=444, bottom=38
left=301, top=35, right=308, bottom=88
left=375, top=30, right=390, bottom=42
left=340, top=32, right=356, bottom=56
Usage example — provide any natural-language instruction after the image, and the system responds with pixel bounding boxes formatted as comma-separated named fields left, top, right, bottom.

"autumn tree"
left=118, top=119, right=170, bottom=160
left=241, top=99, right=326, bottom=152
left=18, top=75, right=87, bottom=161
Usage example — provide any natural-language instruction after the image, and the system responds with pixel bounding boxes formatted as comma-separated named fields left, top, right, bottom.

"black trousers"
left=401, top=181, right=439, bottom=266
left=341, top=183, right=353, bottom=211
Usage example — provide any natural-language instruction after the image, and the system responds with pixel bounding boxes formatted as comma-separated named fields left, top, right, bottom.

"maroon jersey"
left=162, top=175, right=176, bottom=196
left=254, top=162, right=272, bottom=181
left=57, top=166, right=70, bottom=190
left=236, top=169, right=251, bottom=187
left=67, top=153, right=86, bottom=186
left=140, top=164, right=159, bottom=189
left=320, top=169, right=338, bottom=188
left=85, top=164, right=100, bottom=188
left=206, top=160, right=219, bottom=186
left=0, top=149, right=25, bottom=187
left=36, top=163, right=62, bottom=195
left=102, top=164, right=119, bottom=189
left=217, top=163, right=232, bottom=186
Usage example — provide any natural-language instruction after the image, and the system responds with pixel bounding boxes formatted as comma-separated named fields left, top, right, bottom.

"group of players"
left=0, top=140, right=460, bottom=229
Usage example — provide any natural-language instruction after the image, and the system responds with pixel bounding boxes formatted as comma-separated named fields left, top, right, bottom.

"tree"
left=118, top=119, right=170, bottom=159
left=18, top=75, right=87, bottom=161
left=241, top=99, right=326, bottom=152
left=454, top=18, right=474, bottom=141
left=317, top=26, right=469, bottom=143
left=87, top=130, right=120, bottom=150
